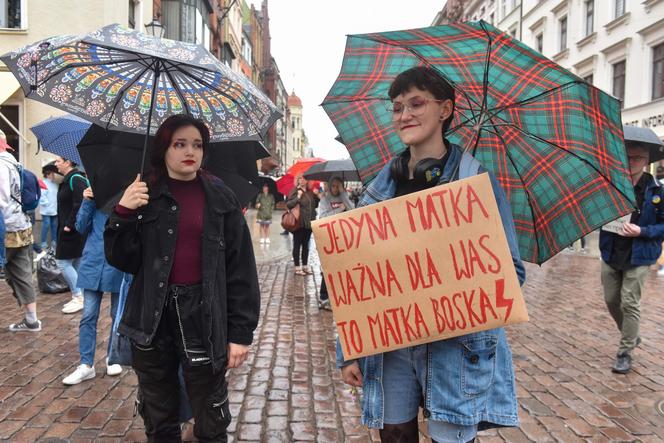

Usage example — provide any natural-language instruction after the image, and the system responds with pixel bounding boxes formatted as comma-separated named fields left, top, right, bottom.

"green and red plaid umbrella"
left=322, top=20, right=635, bottom=264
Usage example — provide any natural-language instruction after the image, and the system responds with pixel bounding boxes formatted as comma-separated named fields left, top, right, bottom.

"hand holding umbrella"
left=118, top=174, right=149, bottom=210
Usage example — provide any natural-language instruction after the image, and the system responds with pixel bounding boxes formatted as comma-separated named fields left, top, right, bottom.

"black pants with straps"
left=132, top=284, right=230, bottom=443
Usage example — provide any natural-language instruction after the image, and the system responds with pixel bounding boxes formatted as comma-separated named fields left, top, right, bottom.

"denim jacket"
left=599, top=173, right=664, bottom=266
left=75, top=199, right=123, bottom=293
left=336, top=144, right=526, bottom=429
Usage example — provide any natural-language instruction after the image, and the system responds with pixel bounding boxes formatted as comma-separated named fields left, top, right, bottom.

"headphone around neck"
left=389, top=144, right=449, bottom=187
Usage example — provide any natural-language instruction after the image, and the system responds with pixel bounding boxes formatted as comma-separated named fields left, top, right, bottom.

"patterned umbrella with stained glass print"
left=1, top=23, right=281, bottom=173
left=322, top=21, right=636, bottom=264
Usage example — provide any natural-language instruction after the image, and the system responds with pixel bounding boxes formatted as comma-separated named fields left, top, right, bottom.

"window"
left=612, top=60, right=626, bottom=107
left=614, top=0, right=625, bottom=18
left=128, top=0, right=135, bottom=28
left=0, top=0, right=22, bottom=29
left=221, top=42, right=235, bottom=66
left=584, top=0, right=594, bottom=36
left=162, top=0, right=211, bottom=46
left=559, top=16, right=567, bottom=51
left=241, top=37, right=252, bottom=63
left=653, top=43, right=664, bottom=100
left=583, top=74, right=593, bottom=85
left=536, top=33, right=543, bottom=53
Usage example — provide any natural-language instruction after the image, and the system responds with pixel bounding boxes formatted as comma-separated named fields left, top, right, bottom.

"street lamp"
left=145, top=18, right=166, bottom=38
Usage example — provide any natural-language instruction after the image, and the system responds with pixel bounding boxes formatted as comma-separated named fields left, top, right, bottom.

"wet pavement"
left=0, top=219, right=663, bottom=442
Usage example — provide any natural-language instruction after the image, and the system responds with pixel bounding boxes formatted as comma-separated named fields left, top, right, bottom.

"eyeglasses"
left=627, top=155, right=649, bottom=162
left=386, top=97, right=446, bottom=120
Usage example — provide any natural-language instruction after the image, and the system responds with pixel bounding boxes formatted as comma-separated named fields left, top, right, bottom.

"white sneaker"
left=265, top=238, right=270, bottom=244
left=658, top=268, right=664, bottom=276
left=106, top=358, right=122, bottom=376
left=62, top=364, right=96, bottom=385
left=259, top=238, right=265, bottom=244
left=62, top=296, right=84, bottom=314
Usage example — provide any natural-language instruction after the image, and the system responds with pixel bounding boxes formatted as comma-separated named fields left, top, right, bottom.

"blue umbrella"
left=30, top=114, right=89, bottom=166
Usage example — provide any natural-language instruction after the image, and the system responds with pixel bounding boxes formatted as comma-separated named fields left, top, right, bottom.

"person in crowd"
left=104, top=114, right=260, bottom=442
left=62, top=186, right=123, bottom=385
left=657, top=167, right=664, bottom=276
left=286, top=174, right=318, bottom=276
left=337, top=66, right=526, bottom=443
left=54, top=156, right=88, bottom=314
left=0, top=129, right=8, bottom=280
left=0, top=205, right=4, bottom=280
left=0, top=134, right=41, bottom=331
left=39, top=163, right=59, bottom=252
left=255, top=183, right=275, bottom=244
left=599, top=129, right=664, bottom=374
left=317, top=176, right=354, bottom=309
left=350, top=186, right=363, bottom=207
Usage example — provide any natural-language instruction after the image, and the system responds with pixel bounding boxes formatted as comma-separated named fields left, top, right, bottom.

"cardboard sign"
left=601, top=214, right=631, bottom=234
left=312, top=173, right=528, bottom=360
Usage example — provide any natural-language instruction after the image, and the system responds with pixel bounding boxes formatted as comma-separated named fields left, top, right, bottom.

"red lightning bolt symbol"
left=494, top=278, right=513, bottom=322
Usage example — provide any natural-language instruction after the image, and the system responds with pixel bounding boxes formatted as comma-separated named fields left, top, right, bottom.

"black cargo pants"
left=132, top=284, right=230, bottom=443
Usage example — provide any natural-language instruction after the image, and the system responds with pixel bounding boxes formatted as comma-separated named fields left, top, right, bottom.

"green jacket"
left=255, top=193, right=275, bottom=221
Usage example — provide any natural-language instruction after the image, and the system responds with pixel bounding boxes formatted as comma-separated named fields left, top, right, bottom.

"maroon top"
left=167, top=176, right=205, bottom=284
left=116, top=176, right=205, bottom=285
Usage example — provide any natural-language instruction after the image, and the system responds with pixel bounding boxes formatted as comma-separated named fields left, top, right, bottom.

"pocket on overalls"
left=460, top=334, right=498, bottom=396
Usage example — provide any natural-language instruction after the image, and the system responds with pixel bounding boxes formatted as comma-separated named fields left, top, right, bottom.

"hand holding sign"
left=620, top=222, right=641, bottom=237
left=312, top=173, right=528, bottom=360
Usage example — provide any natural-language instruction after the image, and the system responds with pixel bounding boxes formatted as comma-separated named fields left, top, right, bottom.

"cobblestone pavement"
left=0, top=243, right=663, bottom=441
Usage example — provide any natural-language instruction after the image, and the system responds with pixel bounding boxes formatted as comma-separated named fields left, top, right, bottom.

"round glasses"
left=386, top=97, right=446, bottom=121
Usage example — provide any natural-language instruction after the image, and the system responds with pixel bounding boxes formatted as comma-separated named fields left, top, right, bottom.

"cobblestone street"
left=0, top=227, right=663, bottom=441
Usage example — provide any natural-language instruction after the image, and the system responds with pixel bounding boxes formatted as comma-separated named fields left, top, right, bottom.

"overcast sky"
left=249, top=1, right=444, bottom=159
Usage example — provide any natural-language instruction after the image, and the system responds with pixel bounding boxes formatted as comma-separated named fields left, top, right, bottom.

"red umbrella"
left=286, top=157, right=325, bottom=177
left=276, top=174, right=295, bottom=196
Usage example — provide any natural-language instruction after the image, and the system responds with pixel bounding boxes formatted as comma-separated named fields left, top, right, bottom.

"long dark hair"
left=149, top=114, right=210, bottom=183
left=388, top=66, right=456, bottom=136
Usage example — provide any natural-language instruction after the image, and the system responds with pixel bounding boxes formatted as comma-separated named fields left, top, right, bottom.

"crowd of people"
left=1, top=63, right=663, bottom=443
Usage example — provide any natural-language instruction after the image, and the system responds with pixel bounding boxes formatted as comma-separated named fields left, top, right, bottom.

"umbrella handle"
left=140, top=62, right=161, bottom=176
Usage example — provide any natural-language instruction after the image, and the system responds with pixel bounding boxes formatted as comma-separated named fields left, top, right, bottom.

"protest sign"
left=312, top=173, right=528, bottom=360
left=600, top=214, right=631, bottom=234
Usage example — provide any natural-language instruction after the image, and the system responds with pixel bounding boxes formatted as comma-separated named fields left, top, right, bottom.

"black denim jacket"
left=104, top=173, right=260, bottom=373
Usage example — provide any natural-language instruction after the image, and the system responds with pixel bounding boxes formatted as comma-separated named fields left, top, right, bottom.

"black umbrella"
left=623, top=125, right=664, bottom=163
left=77, top=125, right=260, bottom=212
left=256, top=175, right=283, bottom=202
left=303, top=158, right=360, bottom=182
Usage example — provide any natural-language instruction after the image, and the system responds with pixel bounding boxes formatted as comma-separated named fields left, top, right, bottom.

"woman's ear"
left=440, top=99, right=454, bottom=121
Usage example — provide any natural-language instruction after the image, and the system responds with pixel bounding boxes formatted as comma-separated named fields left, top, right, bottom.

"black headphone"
left=390, top=148, right=446, bottom=186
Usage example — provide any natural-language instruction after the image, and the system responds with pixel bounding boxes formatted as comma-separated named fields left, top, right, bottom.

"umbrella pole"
left=140, top=63, right=161, bottom=177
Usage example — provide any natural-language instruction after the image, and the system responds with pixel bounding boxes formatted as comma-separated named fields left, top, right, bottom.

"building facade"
left=434, top=0, right=664, bottom=144
left=0, top=0, right=153, bottom=171
left=286, top=91, right=307, bottom=169
left=273, top=69, right=290, bottom=174
left=1, top=0, right=290, bottom=173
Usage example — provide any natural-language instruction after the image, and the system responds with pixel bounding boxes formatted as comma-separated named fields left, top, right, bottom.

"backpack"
left=12, top=165, right=41, bottom=213
left=68, top=173, right=89, bottom=191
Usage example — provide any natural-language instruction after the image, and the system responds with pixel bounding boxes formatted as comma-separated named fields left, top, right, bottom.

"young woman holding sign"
left=337, top=66, right=526, bottom=443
